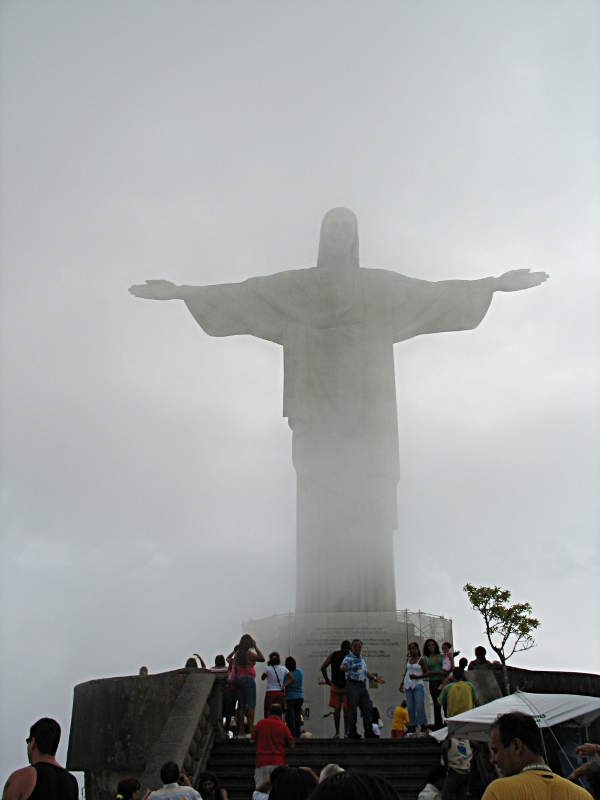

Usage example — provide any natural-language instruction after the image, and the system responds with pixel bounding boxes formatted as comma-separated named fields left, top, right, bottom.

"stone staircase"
left=205, top=737, right=441, bottom=800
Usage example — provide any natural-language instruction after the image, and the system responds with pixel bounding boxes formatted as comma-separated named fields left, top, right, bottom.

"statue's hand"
left=496, top=269, right=549, bottom=292
left=128, top=280, right=180, bottom=300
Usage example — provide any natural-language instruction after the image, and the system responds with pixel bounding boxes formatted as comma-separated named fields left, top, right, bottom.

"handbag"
left=272, top=664, right=287, bottom=711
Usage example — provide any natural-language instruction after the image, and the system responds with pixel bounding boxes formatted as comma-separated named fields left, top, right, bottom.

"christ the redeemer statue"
left=130, top=207, right=547, bottom=613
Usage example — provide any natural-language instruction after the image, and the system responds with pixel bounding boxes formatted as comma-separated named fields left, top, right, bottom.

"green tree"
left=463, top=584, right=540, bottom=694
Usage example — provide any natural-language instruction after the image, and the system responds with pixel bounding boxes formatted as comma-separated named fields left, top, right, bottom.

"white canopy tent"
left=431, top=690, right=600, bottom=742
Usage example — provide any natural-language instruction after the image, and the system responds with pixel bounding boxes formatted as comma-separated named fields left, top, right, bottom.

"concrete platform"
left=246, top=609, right=452, bottom=737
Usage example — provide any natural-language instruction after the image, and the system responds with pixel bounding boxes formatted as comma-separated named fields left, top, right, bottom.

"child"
left=391, top=701, right=409, bottom=738
left=371, top=706, right=383, bottom=737
left=441, top=642, right=456, bottom=673
left=440, top=642, right=460, bottom=687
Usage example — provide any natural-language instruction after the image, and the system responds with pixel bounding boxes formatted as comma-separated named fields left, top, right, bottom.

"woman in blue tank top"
left=284, top=656, right=304, bottom=738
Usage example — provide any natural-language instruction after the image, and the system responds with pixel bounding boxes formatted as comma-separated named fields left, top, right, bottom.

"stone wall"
left=504, top=666, right=600, bottom=697
left=67, top=669, right=222, bottom=800
left=468, top=664, right=600, bottom=699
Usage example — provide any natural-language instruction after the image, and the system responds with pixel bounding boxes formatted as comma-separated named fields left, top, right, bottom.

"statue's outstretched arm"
left=491, top=269, right=549, bottom=292
left=128, top=280, right=192, bottom=300
left=389, top=268, right=549, bottom=343
left=129, top=276, right=287, bottom=344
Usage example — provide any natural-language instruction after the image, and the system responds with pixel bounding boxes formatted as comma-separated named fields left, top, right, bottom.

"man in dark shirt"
left=3, top=717, right=78, bottom=800
left=320, top=640, right=351, bottom=738
left=468, top=646, right=492, bottom=670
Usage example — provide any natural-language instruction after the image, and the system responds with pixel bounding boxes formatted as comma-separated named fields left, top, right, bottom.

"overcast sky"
left=1, top=0, right=598, bottom=783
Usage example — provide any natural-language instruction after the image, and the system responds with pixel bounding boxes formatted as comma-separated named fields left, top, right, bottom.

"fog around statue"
left=130, top=208, right=548, bottom=613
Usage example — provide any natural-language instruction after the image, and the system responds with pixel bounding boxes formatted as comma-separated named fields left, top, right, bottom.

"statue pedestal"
left=246, top=610, right=452, bottom=737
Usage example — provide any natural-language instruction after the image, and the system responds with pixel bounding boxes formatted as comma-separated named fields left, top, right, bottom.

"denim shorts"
left=235, top=676, right=256, bottom=710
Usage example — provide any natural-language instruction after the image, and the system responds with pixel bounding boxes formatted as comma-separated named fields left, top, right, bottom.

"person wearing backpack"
left=438, top=667, right=478, bottom=719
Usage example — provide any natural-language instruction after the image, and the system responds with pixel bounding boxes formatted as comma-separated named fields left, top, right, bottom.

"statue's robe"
left=184, top=267, right=493, bottom=612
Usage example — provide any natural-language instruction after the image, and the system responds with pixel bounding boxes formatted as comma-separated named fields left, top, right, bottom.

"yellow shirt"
left=439, top=680, right=477, bottom=718
left=482, top=770, right=592, bottom=800
left=391, top=705, right=410, bottom=731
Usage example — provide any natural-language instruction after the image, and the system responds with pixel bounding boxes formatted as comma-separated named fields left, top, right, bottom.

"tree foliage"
left=463, top=583, right=540, bottom=666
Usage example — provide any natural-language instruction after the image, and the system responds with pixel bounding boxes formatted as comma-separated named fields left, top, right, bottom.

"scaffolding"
left=397, top=608, right=453, bottom=653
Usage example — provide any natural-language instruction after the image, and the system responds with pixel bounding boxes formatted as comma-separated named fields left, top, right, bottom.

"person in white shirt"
left=147, top=763, right=200, bottom=800
left=261, top=652, right=291, bottom=718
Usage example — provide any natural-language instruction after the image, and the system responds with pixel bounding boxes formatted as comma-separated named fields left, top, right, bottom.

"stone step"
left=205, top=737, right=441, bottom=800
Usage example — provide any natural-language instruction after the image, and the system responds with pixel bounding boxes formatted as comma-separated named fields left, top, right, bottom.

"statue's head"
left=317, top=207, right=359, bottom=271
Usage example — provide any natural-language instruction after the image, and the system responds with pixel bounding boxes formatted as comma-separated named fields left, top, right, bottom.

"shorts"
left=328, top=685, right=348, bottom=710
left=254, top=764, right=279, bottom=789
left=235, top=676, right=257, bottom=710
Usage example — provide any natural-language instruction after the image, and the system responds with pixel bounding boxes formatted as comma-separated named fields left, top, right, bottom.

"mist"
left=1, top=0, right=598, bottom=783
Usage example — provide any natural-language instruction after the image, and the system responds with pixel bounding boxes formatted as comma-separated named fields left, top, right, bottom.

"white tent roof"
left=432, top=690, right=600, bottom=742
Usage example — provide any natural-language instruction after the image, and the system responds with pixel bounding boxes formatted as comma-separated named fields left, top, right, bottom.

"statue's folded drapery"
left=184, top=267, right=493, bottom=612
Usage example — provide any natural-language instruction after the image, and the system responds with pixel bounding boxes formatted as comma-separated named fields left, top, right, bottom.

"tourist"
left=116, top=778, right=150, bottom=800
left=319, top=764, right=345, bottom=782
left=568, top=743, right=600, bottom=797
left=196, top=771, right=228, bottom=800
left=307, top=770, right=400, bottom=799
left=438, top=668, right=477, bottom=719
left=441, top=642, right=457, bottom=676
left=577, top=744, right=600, bottom=757
left=209, top=655, right=229, bottom=674
left=139, top=666, right=149, bottom=676
left=229, top=634, right=265, bottom=736
left=468, top=646, right=492, bottom=670
left=423, top=639, right=444, bottom=730
left=284, top=656, right=304, bottom=738
left=399, top=642, right=428, bottom=733
left=483, top=712, right=592, bottom=799
left=320, top=640, right=351, bottom=738
left=2, top=717, right=78, bottom=800
left=441, top=737, right=472, bottom=800
left=416, top=766, right=447, bottom=800
left=222, top=651, right=238, bottom=737
left=251, top=703, right=294, bottom=789
left=192, top=654, right=228, bottom=673
left=371, top=706, right=384, bottom=737
left=147, top=763, right=200, bottom=799
left=391, top=701, right=409, bottom=738
left=341, top=638, right=384, bottom=740
left=269, top=766, right=318, bottom=800
left=261, top=652, right=290, bottom=718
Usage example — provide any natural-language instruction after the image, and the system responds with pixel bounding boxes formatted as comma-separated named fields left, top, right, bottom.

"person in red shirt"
left=250, top=704, right=294, bottom=789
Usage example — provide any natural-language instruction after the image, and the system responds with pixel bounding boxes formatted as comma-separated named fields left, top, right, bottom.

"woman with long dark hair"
left=284, top=656, right=304, bottom=738
left=197, top=771, right=228, bottom=800
left=399, top=641, right=428, bottom=733
left=422, top=638, right=443, bottom=730
left=229, top=634, right=264, bottom=736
